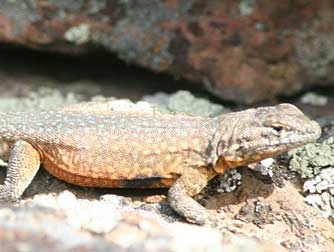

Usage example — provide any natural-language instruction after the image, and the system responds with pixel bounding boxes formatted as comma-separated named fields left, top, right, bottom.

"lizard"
left=0, top=102, right=321, bottom=226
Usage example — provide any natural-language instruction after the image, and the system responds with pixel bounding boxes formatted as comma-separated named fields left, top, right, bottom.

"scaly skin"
left=0, top=103, right=321, bottom=226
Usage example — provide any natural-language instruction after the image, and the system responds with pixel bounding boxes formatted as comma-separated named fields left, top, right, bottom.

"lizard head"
left=213, top=103, right=321, bottom=171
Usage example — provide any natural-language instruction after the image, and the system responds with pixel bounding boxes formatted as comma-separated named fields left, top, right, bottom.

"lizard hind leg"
left=168, top=167, right=218, bottom=226
left=0, top=140, right=40, bottom=201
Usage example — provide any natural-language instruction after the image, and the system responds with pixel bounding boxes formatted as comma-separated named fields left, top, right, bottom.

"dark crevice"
left=0, top=43, right=217, bottom=101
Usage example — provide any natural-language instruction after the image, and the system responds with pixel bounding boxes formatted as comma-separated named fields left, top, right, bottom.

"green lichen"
left=166, top=90, right=228, bottom=117
left=238, top=0, right=255, bottom=16
left=143, top=90, right=229, bottom=117
left=64, top=24, right=90, bottom=45
left=0, top=87, right=81, bottom=112
left=288, top=137, right=334, bottom=178
left=288, top=133, right=334, bottom=218
left=300, top=92, right=328, bottom=106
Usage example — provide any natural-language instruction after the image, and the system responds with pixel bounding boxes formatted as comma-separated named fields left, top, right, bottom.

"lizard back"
left=0, top=111, right=215, bottom=188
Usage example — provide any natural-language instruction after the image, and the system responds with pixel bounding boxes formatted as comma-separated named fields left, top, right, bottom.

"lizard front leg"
left=168, top=167, right=248, bottom=237
left=168, top=167, right=218, bottom=226
left=0, top=140, right=40, bottom=201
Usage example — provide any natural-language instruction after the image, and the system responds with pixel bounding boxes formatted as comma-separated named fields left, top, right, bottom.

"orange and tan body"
left=0, top=103, right=321, bottom=226
left=41, top=111, right=214, bottom=188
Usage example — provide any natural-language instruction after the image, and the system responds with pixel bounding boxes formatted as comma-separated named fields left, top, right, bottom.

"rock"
left=210, top=169, right=334, bottom=252
left=216, top=169, right=243, bottom=193
left=300, top=92, right=328, bottom=106
left=0, top=197, right=287, bottom=252
left=0, top=87, right=81, bottom=112
left=288, top=133, right=334, bottom=219
left=0, top=1, right=333, bottom=103
left=288, top=137, right=334, bottom=178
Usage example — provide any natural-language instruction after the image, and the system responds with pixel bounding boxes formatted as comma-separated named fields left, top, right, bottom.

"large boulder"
left=0, top=1, right=333, bottom=103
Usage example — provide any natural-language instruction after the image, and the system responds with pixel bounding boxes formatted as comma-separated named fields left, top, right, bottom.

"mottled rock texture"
left=0, top=0, right=333, bottom=103
left=0, top=194, right=289, bottom=252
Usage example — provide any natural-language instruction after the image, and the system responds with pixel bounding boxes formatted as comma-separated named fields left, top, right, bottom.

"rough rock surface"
left=0, top=88, right=334, bottom=252
left=0, top=193, right=288, bottom=252
left=0, top=1, right=333, bottom=103
left=289, top=129, right=334, bottom=219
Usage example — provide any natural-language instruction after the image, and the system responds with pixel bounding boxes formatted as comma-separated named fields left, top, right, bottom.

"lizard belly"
left=41, top=149, right=184, bottom=188
left=36, top=116, right=208, bottom=188
left=43, top=163, right=177, bottom=188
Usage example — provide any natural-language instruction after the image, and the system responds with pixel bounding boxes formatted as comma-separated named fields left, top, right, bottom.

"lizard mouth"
left=250, top=122, right=321, bottom=157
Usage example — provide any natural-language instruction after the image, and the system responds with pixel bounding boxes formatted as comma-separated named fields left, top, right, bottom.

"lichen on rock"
left=289, top=137, right=334, bottom=178
left=289, top=136, right=334, bottom=218
left=143, top=90, right=229, bottom=117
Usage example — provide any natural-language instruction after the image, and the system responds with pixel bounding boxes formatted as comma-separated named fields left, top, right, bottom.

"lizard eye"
left=263, top=121, right=287, bottom=135
left=272, top=125, right=284, bottom=133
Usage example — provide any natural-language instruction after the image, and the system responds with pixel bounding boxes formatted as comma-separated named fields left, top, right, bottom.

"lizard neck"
left=208, top=113, right=244, bottom=173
